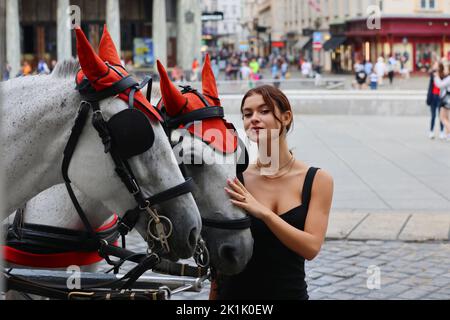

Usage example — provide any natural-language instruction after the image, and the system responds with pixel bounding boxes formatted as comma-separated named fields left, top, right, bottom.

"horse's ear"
left=98, top=24, right=122, bottom=66
left=157, top=60, right=187, bottom=116
left=75, top=27, right=109, bottom=81
left=201, top=53, right=220, bottom=105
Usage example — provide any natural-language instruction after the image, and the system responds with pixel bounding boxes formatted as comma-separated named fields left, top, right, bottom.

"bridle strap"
left=146, top=177, right=195, bottom=205
left=76, top=76, right=139, bottom=102
left=118, top=177, right=196, bottom=235
left=62, top=102, right=91, bottom=183
left=166, top=106, right=224, bottom=129
left=158, top=88, right=252, bottom=232
left=201, top=217, right=252, bottom=230
left=61, top=102, right=99, bottom=239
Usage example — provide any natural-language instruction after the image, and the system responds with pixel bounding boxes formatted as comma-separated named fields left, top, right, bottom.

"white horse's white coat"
left=0, top=60, right=201, bottom=260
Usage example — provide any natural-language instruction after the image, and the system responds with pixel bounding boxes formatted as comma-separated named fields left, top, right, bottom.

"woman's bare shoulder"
left=312, top=168, right=334, bottom=193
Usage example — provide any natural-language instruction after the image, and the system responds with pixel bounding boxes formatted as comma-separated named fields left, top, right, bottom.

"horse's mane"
left=51, top=58, right=80, bottom=78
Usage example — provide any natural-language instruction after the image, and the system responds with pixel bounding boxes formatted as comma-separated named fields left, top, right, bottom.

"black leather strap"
left=78, top=76, right=138, bottom=102
left=62, top=102, right=91, bottom=183
left=165, top=106, right=224, bottom=129
left=6, top=219, right=120, bottom=254
left=202, top=216, right=252, bottom=230
left=153, top=259, right=208, bottom=278
left=146, top=177, right=196, bottom=205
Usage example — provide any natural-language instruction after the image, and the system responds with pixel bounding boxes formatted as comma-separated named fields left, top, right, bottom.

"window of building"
left=344, top=0, right=349, bottom=16
left=421, top=0, right=436, bottom=9
left=334, top=0, right=339, bottom=17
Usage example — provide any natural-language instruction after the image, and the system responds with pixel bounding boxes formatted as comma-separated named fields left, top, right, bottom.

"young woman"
left=210, top=85, right=334, bottom=300
left=427, top=62, right=444, bottom=139
left=434, top=63, right=450, bottom=140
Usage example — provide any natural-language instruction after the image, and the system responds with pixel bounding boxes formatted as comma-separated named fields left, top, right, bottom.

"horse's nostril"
left=189, top=227, right=198, bottom=250
left=219, top=244, right=238, bottom=264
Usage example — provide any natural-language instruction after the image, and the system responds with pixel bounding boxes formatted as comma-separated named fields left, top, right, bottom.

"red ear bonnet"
left=201, top=54, right=220, bottom=106
left=75, top=26, right=161, bottom=121
left=157, top=60, right=188, bottom=117
left=157, top=57, right=237, bottom=153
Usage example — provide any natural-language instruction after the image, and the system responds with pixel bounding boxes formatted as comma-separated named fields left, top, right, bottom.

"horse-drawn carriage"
left=1, top=26, right=252, bottom=300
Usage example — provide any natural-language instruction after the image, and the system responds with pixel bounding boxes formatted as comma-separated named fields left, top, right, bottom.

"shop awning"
left=294, top=37, right=312, bottom=50
left=323, top=36, right=346, bottom=51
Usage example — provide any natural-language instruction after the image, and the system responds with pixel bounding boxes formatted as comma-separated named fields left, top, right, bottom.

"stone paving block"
left=397, top=289, right=431, bottom=300
left=307, top=272, right=323, bottom=280
left=348, top=213, right=411, bottom=240
left=329, top=292, right=357, bottom=300
left=366, top=290, right=393, bottom=300
left=359, top=250, right=382, bottom=258
left=310, top=266, right=337, bottom=274
left=330, top=269, right=359, bottom=279
left=326, top=212, right=369, bottom=239
left=382, top=284, right=411, bottom=297
left=424, top=293, right=450, bottom=300
left=317, top=275, right=346, bottom=284
left=310, top=278, right=335, bottom=287
left=365, top=240, right=385, bottom=246
left=309, top=292, right=330, bottom=300
left=336, top=249, right=361, bottom=258
left=315, top=285, right=346, bottom=295
left=345, top=287, right=371, bottom=295
left=399, top=213, right=450, bottom=241
left=380, top=277, right=400, bottom=286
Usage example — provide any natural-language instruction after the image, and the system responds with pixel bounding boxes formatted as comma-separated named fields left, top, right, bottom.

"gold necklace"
left=258, top=154, right=295, bottom=180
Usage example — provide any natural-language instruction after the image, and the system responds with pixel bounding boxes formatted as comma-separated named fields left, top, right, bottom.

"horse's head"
left=157, top=55, right=253, bottom=275
left=67, top=27, right=201, bottom=260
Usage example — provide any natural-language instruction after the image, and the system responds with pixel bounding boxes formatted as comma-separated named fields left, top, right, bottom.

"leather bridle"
left=157, top=85, right=252, bottom=232
left=63, top=66, right=197, bottom=254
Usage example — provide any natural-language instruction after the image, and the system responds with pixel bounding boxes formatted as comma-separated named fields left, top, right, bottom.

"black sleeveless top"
left=216, top=167, right=320, bottom=300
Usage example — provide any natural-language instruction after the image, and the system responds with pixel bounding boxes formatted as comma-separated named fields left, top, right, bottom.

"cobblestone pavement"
left=97, top=232, right=450, bottom=300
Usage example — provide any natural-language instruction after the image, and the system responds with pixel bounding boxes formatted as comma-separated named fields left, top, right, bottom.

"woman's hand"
left=225, top=177, right=272, bottom=220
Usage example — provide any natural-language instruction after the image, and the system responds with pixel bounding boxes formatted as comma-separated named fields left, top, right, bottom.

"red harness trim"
left=3, top=215, right=119, bottom=268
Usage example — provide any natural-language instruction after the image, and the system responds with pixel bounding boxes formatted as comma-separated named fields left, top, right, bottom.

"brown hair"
left=439, top=62, right=447, bottom=79
left=240, top=85, right=294, bottom=134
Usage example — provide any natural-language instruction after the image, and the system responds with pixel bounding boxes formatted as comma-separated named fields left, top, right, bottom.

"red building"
left=345, top=16, right=450, bottom=73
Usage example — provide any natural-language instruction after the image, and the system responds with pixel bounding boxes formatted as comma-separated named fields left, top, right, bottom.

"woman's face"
left=242, top=94, right=287, bottom=143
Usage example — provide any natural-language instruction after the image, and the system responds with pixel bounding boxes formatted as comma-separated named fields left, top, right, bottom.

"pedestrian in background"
left=3, top=63, right=11, bottom=80
left=375, top=56, right=386, bottom=86
left=369, top=69, right=378, bottom=90
left=37, top=58, right=50, bottom=75
left=426, top=62, right=445, bottom=139
left=354, top=60, right=367, bottom=89
left=387, top=54, right=397, bottom=85
left=433, top=62, right=450, bottom=141
left=191, top=58, right=199, bottom=81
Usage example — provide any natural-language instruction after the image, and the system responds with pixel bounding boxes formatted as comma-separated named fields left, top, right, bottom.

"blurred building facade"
left=202, top=0, right=243, bottom=52
left=241, top=0, right=450, bottom=73
left=4, top=0, right=202, bottom=77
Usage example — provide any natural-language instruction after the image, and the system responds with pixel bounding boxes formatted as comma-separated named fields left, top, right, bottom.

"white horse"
left=156, top=57, right=254, bottom=275
left=2, top=57, right=254, bottom=293
left=0, top=59, right=201, bottom=261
